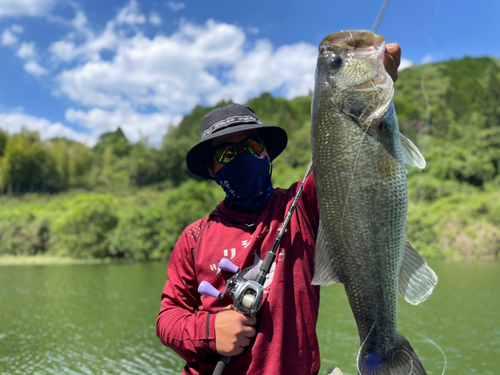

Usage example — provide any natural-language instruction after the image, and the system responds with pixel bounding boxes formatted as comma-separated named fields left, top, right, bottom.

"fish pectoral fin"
left=399, top=133, right=426, bottom=169
left=312, top=221, right=340, bottom=286
left=399, top=238, right=438, bottom=305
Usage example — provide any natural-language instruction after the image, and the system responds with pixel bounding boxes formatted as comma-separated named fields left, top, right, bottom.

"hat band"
left=202, top=115, right=262, bottom=139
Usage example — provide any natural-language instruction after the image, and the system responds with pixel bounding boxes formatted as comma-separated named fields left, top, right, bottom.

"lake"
left=0, top=261, right=498, bottom=374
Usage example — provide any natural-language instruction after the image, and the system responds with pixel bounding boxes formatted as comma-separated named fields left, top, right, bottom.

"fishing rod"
left=198, top=161, right=313, bottom=375
left=371, top=0, right=391, bottom=33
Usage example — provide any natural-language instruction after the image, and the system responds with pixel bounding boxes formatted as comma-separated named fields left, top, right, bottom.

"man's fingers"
left=384, top=43, right=401, bottom=82
left=386, top=43, right=401, bottom=68
left=242, top=325, right=256, bottom=338
left=239, top=337, right=251, bottom=348
left=243, top=315, right=257, bottom=326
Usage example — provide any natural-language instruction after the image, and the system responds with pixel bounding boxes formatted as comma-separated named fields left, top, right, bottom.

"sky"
left=0, top=0, right=498, bottom=146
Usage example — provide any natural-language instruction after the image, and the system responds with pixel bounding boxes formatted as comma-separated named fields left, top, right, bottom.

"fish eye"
left=328, top=56, right=343, bottom=68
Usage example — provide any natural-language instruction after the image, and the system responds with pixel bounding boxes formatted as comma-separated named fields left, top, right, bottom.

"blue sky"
left=0, top=0, right=498, bottom=145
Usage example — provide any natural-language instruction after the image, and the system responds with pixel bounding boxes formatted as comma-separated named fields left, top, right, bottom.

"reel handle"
left=219, top=258, right=240, bottom=273
left=198, top=281, right=222, bottom=299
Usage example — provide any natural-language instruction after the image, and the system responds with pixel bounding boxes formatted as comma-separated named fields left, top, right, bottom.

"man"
left=156, top=45, right=401, bottom=375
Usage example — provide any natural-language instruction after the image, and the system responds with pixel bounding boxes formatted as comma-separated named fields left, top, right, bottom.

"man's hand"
left=384, top=43, right=401, bottom=82
left=215, top=305, right=257, bottom=356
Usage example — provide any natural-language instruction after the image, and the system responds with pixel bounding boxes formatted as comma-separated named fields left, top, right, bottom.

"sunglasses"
left=212, top=136, right=266, bottom=164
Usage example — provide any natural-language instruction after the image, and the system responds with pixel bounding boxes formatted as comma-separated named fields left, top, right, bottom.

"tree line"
left=0, top=56, right=499, bottom=260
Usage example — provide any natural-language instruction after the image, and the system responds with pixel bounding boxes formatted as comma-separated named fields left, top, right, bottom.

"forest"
left=0, top=56, right=499, bottom=261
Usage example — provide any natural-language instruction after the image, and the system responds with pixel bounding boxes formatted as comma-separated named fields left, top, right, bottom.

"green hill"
left=1, top=56, right=499, bottom=261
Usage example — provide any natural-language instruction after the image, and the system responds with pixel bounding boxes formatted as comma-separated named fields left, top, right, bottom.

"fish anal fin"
left=399, top=238, right=438, bottom=305
left=312, top=221, right=340, bottom=286
left=400, top=133, right=426, bottom=169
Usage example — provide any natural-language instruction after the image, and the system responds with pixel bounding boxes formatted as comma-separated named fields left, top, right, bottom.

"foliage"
left=0, top=56, right=499, bottom=260
left=0, top=215, right=49, bottom=256
left=51, top=194, right=118, bottom=258
left=108, top=180, right=223, bottom=260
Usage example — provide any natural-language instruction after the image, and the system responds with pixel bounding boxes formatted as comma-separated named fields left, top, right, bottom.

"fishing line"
left=355, top=318, right=377, bottom=374
left=425, top=338, right=447, bottom=375
left=339, top=76, right=381, bottom=266
left=413, top=65, right=432, bottom=201
left=356, top=321, right=376, bottom=374
left=337, top=30, right=372, bottom=265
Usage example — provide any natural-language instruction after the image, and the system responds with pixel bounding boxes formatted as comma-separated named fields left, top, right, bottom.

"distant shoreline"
left=0, top=255, right=113, bottom=266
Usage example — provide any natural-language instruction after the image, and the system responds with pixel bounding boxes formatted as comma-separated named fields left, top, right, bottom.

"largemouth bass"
left=311, top=30, right=438, bottom=375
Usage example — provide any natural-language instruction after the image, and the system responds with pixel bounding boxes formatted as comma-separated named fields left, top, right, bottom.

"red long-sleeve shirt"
left=157, top=175, right=321, bottom=374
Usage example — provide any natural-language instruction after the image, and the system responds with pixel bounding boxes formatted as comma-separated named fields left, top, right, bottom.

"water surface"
left=0, top=261, right=498, bottom=374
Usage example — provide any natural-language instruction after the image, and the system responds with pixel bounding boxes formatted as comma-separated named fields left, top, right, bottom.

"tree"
left=0, top=128, right=59, bottom=193
left=0, top=128, right=7, bottom=156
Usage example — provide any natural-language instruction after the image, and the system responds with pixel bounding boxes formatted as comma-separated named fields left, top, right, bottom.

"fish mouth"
left=319, top=30, right=385, bottom=54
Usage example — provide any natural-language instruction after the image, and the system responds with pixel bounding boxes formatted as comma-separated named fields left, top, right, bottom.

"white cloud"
left=0, top=109, right=91, bottom=144
left=71, top=10, right=88, bottom=31
left=10, top=24, right=23, bottom=33
left=116, top=0, right=146, bottom=26
left=49, top=21, right=117, bottom=64
left=246, top=27, right=259, bottom=35
left=52, top=18, right=317, bottom=119
left=49, top=3, right=141, bottom=65
left=50, top=40, right=78, bottom=62
left=218, top=40, right=317, bottom=103
left=56, top=20, right=247, bottom=112
left=1, top=24, right=23, bottom=46
left=65, top=107, right=180, bottom=144
left=399, top=58, right=413, bottom=71
left=24, top=60, right=47, bottom=76
left=148, top=11, right=162, bottom=25
left=1, top=28, right=17, bottom=45
left=0, top=0, right=57, bottom=17
left=16, top=41, right=36, bottom=59
left=166, top=1, right=185, bottom=12
left=421, top=55, right=433, bottom=64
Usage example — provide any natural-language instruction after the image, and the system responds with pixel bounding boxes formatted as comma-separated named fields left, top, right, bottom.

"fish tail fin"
left=358, top=335, right=427, bottom=375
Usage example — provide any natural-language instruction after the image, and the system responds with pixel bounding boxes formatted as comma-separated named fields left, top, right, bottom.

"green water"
left=0, top=261, right=498, bottom=374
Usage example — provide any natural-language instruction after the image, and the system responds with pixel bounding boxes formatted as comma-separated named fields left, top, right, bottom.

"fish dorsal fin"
left=399, top=133, right=426, bottom=169
left=399, top=238, right=438, bottom=305
left=312, top=221, right=340, bottom=286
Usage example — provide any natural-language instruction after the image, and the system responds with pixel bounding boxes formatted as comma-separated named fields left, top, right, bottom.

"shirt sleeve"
left=156, top=224, right=218, bottom=362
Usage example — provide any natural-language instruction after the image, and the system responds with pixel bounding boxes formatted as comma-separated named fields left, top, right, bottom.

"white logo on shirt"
left=223, top=248, right=237, bottom=259
left=209, top=264, right=221, bottom=274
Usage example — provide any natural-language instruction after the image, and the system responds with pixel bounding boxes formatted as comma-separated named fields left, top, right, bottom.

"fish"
left=311, top=30, right=438, bottom=375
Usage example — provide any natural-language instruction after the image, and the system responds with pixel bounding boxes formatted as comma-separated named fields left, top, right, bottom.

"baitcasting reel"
left=198, top=258, right=264, bottom=316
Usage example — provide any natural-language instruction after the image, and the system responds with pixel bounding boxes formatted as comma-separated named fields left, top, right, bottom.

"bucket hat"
left=186, top=104, right=288, bottom=179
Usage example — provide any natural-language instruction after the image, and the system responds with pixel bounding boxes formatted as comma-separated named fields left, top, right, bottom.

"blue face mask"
left=215, top=153, right=274, bottom=212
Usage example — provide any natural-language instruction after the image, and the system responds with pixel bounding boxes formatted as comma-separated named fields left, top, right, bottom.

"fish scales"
left=311, top=30, right=436, bottom=375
